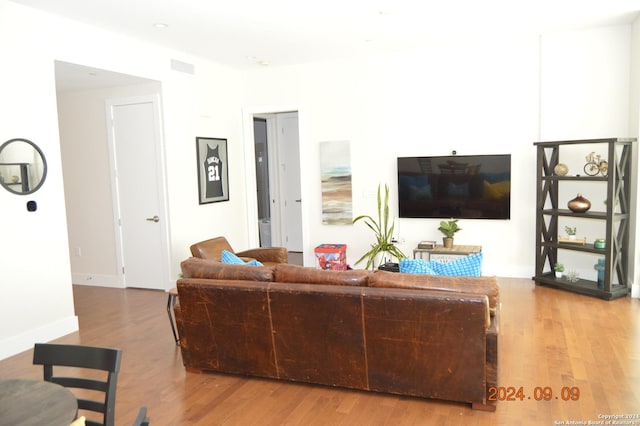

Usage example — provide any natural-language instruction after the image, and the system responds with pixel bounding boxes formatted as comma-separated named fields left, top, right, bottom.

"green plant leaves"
left=353, top=184, right=406, bottom=270
left=437, top=219, right=461, bottom=238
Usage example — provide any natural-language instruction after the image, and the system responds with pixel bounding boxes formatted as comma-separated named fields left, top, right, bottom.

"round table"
left=0, top=379, right=78, bottom=426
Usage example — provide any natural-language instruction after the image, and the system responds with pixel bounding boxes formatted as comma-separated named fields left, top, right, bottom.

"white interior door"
left=107, top=96, right=169, bottom=290
left=277, top=112, right=303, bottom=252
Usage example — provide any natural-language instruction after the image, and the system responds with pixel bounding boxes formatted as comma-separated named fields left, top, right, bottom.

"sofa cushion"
left=400, top=252, right=482, bottom=277
left=369, top=270, right=499, bottom=315
left=181, top=257, right=274, bottom=282
left=399, top=258, right=436, bottom=275
left=274, top=263, right=370, bottom=287
left=221, top=250, right=264, bottom=267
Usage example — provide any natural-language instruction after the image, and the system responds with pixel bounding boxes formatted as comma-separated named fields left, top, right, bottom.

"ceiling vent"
left=170, top=59, right=195, bottom=75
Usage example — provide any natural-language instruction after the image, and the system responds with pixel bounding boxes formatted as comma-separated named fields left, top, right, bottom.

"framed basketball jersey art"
left=196, top=137, right=229, bottom=204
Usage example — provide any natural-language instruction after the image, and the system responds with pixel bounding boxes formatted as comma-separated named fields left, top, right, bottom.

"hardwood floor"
left=0, top=278, right=638, bottom=425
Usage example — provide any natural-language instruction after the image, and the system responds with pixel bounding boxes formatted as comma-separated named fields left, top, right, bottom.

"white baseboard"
left=0, top=315, right=79, bottom=361
left=632, top=283, right=639, bottom=298
left=72, top=273, right=124, bottom=288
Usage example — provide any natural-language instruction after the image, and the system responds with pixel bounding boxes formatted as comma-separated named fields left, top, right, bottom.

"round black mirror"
left=0, top=138, right=48, bottom=195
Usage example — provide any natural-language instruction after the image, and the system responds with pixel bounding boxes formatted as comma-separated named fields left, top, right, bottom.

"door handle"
left=146, top=215, right=160, bottom=223
left=295, top=199, right=301, bottom=202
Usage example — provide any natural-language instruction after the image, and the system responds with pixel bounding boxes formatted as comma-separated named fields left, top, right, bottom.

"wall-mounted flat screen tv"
left=397, top=154, right=511, bottom=219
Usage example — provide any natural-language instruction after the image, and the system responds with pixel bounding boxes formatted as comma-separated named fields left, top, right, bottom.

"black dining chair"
left=33, top=343, right=122, bottom=426
left=132, top=406, right=150, bottom=426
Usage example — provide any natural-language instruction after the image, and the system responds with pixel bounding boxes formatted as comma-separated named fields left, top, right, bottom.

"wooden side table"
left=413, top=245, right=482, bottom=262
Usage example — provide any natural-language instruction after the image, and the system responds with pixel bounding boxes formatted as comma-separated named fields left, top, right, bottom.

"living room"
left=1, top=0, right=639, bottom=421
left=2, top=0, right=639, bottom=355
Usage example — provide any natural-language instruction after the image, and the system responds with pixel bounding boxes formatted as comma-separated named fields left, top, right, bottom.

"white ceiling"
left=10, top=0, right=640, bottom=70
left=9, top=0, right=640, bottom=91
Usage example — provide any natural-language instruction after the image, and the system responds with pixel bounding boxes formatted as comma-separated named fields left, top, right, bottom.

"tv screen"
left=397, top=154, right=511, bottom=219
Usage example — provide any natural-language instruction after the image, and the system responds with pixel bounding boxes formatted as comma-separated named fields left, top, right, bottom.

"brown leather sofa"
left=189, top=236, right=288, bottom=266
left=174, top=258, right=499, bottom=411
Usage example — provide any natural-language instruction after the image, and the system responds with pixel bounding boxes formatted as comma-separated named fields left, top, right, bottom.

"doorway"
left=106, top=96, right=170, bottom=290
left=253, top=118, right=271, bottom=246
left=248, top=110, right=303, bottom=255
left=56, top=61, right=170, bottom=290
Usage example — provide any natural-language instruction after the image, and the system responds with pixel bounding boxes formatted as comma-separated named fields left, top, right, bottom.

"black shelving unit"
left=533, top=138, right=635, bottom=300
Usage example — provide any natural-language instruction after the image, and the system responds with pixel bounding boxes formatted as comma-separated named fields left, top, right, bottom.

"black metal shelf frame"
left=533, top=138, right=635, bottom=300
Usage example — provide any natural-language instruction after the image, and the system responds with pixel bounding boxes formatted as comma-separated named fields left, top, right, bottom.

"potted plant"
left=564, top=226, right=577, bottom=240
left=353, top=184, right=406, bottom=270
left=438, top=219, right=461, bottom=248
left=554, top=263, right=564, bottom=278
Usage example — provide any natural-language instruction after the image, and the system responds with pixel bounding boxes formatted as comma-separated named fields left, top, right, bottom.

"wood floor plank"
left=0, top=278, right=638, bottom=425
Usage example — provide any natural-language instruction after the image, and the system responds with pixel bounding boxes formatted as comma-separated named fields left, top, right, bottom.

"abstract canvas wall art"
left=320, top=141, right=352, bottom=225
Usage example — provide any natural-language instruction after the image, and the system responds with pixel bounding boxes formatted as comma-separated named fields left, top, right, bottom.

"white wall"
left=0, top=0, right=247, bottom=359
left=540, top=27, right=631, bottom=138
left=0, top=1, right=78, bottom=360
left=630, top=20, right=640, bottom=298
left=240, top=28, right=635, bottom=279
left=540, top=26, right=637, bottom=286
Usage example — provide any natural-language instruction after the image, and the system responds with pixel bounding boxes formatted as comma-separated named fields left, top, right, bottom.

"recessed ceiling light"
left=259, top=60, right=270, bottom=67
left=153, top=23, right=169, bottom=28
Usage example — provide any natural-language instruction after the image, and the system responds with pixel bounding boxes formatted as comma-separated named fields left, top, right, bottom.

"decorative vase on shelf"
left=443, top=237, right=453, bottom=248
left=554, top=163, right=569, bottom=176
left=568, top=194, right=591, bottom=213
left=594, top=258, right=605, bottom=289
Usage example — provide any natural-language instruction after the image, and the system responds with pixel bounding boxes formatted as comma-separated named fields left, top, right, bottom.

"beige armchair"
left=189, top=236, right=288, bottom=267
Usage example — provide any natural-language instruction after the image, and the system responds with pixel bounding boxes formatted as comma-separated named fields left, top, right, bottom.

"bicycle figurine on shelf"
left=583, top=151, right=608, bottom=177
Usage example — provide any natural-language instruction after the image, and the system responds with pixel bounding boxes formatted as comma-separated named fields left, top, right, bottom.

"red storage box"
left=314, top=244, right=348, bottom=270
